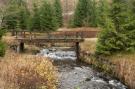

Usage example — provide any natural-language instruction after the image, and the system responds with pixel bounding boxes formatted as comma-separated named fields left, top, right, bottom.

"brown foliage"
left=0, top=55, right=57, bottom=89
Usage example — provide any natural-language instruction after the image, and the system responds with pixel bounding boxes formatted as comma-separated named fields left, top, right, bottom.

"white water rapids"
left=38, top=48, right=77, bottom=60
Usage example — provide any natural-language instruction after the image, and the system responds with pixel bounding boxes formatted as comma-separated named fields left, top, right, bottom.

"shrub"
left=0, top=55, right=57, bottom=89
left=0, top=28, right=6, bottom=40
left=0, top=42, right=6, bottom=57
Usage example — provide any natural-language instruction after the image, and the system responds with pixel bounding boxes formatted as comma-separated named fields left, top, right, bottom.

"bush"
left=0, top=55, right=57, bottom=89
left=0, top=28, right=6, bottom=40
left=0, top=42, right=6, bottom=57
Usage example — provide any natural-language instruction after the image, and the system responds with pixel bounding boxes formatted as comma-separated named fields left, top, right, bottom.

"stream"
left=38, top=48, right=127, bottom=89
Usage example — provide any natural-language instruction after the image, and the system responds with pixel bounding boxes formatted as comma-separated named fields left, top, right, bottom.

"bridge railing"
left=13, top=30, right=84, bottom=39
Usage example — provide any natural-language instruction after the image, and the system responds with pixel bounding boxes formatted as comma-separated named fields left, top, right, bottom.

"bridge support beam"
left=76, top=42, right=80, bottom=61
left=17, top=42, right=24, bottom=53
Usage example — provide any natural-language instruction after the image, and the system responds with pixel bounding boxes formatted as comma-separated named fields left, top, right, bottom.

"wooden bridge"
left=14, top=30, right=85, bottom=61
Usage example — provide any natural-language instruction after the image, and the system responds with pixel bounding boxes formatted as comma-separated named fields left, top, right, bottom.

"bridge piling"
left=76, top=42, right=80, bottom=61
left=17, top=42, right=24, bottom=53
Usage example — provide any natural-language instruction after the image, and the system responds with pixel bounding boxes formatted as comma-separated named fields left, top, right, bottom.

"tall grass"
left=80, top=38, right=97, bottom=53
left=110, top=54, right=135, bottom=89
left=0, top=54, right=57, bottom=89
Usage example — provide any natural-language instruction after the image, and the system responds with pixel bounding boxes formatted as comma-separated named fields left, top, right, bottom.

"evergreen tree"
left=111, top=0, right=129, bottom=31
left=72, top=0, right=90, bottom=27
left=122, top=0, right=135, bottom=52
left=132, top=1, right=135, bottom=14
left=88, top=0, right=98, bottom=27
left=97, top=0, right=110, bottom=28
left=111, top=0, right=135, bottom=52
left=54, top=0, right=63, bottom=27
left=96, top=0, right=135, bottom=55
left=72, top=0, right=98, bottom=27
left=31, top=3, right=41, bottom=31
left=96, top=17, right=117, bottom=55
left=40, top=1, right=57, bottom=32
left=3, top=0, right=29, bottom=31
left=129, top=0, right=135, bottom=16
left=3, top=4, right=19, bottom=30
left=19, top=5, right=30, bottom=30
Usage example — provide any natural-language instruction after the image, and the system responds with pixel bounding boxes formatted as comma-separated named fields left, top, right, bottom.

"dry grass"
left=110, top=54, right=135, bottom=89
left=80, top=38, right=97, bottom=53
left=2, top=33, right=17, bottom=45
left=0, top=53, right=57, bottom=89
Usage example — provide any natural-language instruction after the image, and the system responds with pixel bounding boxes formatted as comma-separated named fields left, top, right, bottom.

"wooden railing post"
left=30, top=31, right=32, bottom=40
left=15, top=31, right=17, bottom=38
left=75, top=42, right=80, bottom=61
left=23, top=31, right=26, bottom=38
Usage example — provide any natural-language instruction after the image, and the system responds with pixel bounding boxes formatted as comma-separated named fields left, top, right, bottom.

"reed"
left=110, top=54, right=135, bottom=89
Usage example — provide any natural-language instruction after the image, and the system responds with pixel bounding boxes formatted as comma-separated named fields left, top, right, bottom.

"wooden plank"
left=16, top=38, right=84, bottom=43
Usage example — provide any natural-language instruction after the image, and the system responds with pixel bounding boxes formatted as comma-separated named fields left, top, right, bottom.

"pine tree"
left=111, top=0, right=135, bottom=52
left=111, top=0, right=129, bottom=31
left=85, top=0, right=98, bottom=27
left=3, top=0, right=29, bottom=30
left=129, top=0, right=135, bottom=16
left=97, top=0, right=110, bottom=28
left=54, top=0, right=63, bottom=27
left=40, top=1, right=57, bottom=32
left=96, top=0, right=135, bottom=55
left=96, top=17, right=117, bottom=55
left=19, top=5, right=30, bottom=30
left=3, top=4, right=19, bottom=30
left=122, top=0, right=135, bottom=52
left=72, top=0, right=98, bottom=27
left=31, top=3, right=41, bottom=31
left=72, top=0, right=90, bottom=27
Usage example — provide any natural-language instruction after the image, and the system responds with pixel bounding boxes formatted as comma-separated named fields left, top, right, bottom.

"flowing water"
left=38, top=48, right=127, bottom=89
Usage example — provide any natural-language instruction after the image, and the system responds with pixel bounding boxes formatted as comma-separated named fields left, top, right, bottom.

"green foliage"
left=0, top=28, right=6, bottom=39
left=54, top=0, right=63, bottom=27
left=3, top=0, right=61, bottom=32
left=131, top=0, right=135, bottom=14
left=111, top=0, right=129, bottom=31
left=96, top=18, right=118, bottom=55
left=3, top=4, right=19, bottom=29
left=72, top=0, right=98, bottom=27
left=0, top=42, right=6, bottom=57
left=89, top=0, right=98, bottom=27
left=97, top=0, right=110, bottom=28
left=40, top=1, right=57, bottom=32
left=0, top=28, right=6, bottom=57
left=19, top=6, right=30, bottom=30
left=31, top=3, right=41, bottom=31
left=96, top=0, right=135, bottom=55
left=3, top=0, right=29, bottom=30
